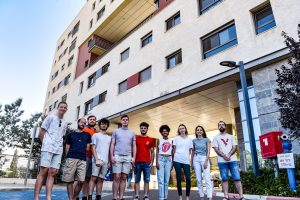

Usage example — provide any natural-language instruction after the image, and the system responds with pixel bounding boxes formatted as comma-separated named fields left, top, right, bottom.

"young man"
left=212, top=121, right=245, bottom=200
left=79, top=115, right=97, bottom=200
left=110, top=115, right=136, bottom=200
left=34, top=101, right=68, bottom=200
left=88, top=118, right=111, bottom=200
left=62, top=118, right=91, bottom=200
left=134, top=122, right=154, bottom=200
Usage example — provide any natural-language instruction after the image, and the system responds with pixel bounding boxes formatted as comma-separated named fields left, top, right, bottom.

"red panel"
left=90, top=53, right=99, bottom=64
left=127, top=73, right=140, bottom=89
left=154, top=0, right=175, bottom=14
left=259, top=131, right=283, bottom=159
left=75, top=40, right=92, bottom=79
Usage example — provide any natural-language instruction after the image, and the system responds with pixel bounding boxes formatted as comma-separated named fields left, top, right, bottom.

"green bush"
left=228, top=168, right=300, bottom=197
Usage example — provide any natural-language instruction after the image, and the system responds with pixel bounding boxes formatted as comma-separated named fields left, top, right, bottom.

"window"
left=253, top=4, right=276, bottom=34
left=61, top=94, right=67, bottom=102
left=76, top=106, right=80, bottom=119
left=64, top=74, right=71, bottom=85
left=139, top=67, right=151, bottom=83
left=72, top=21, right=80, bottom=37
left=102, top=62, right=109, bottom=74
left=49, top=105, right=53, bottom=112
left=92, top=2, right=96, bottom=10
left=141, top=32, right=152, bottom=47
left=88, top=73, right=96, bottom=88
left=89, top=19, right=93, bottom=29
left=68, top=55, right=74, bottom=66
left=48, top=91, right=50, bottom=98
left=84, top=60, right=89, bottom=68
left=166, top=12, right=181, bottom=31
left=119, top=80, right=127, bottom=94
left=166, top=49, right=182, bottom=69
left=202, top=23, right=237, bottom=59
left=61, top=64, right=65, bottom=71
left=57, top=39, right=65, bottom=50
left=99, top=91, right=107, bottom=104
left=52, top=87, right=55, bottom=94
left=120, top=48, right=130, bottom=62
left=85, top=99, right=93, bottom=115
left=79, top=81, right=84, bottom=94
left=97, top=6, right=105, bottom=21
left=154, top=0, right=159, bottom=9
left=69, top=38, right=77, bottom=53
left=53, top=100, right=58, bottom=109
left=51, top=71, right=58, bottom=81
left=199, top=0, right=221, bottom=14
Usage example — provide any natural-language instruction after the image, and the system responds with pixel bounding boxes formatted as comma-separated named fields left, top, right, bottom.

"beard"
left=88, top=123, right=95, bottom=127
left=78, top=125, right=84, bottom=130
left=141, top=132, right=147, bottom=135
left=219, top=127, right=226, bottom=132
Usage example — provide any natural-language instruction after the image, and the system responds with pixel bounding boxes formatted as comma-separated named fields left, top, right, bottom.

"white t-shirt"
left=41, top=114, right=68, bottom=154
left=91, top=132, right=111, bottom=164
left=173, top=136, right=193, bottom=165
left=212, top=133, right=238, bottom=163
left=158, top=138, right=173, bottom=156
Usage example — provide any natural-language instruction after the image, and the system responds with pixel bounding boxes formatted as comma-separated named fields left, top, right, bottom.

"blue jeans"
left=173, top=161, right=191, bottom=196
left=157, top=155, right=172, bottom=200
left=134, top=162, right=151, bottom=183
left=218, top=161, right=241, bottom=181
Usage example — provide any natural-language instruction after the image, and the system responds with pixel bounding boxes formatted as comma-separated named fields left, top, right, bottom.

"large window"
left=120, top=48, right=130, bottom=62
left=199, top=0, right=221, bottom=14
left=84, top=99, right=93, bottom=115
left=99, top=91, right=107, bottom=104
left=79, top=81, right=84, bottom=94
left=72, top=21, right=80, bottom=37
left=61, top=94, right=67, bottom=102
left=88, top=73, right=96, bottom=88
left=76, top=106, right=80, bottom=119
left=69, top=38, right=77, bottom=53
left=140, top=67, right=152, bottom=83
left=202, top=23, right=237, bottom=59
left=64, top=74, right=71, bottom=85
left=119, top=80, right=127, bottom=94
left=141, top=32, right=152, bottom=47
left=68, top=55, right=74, bottom=66
left=97, top=6, right=105, bottom=21
left=166, top=49, right=182, bottom=69
left=166, top=12, right=181, bottom=31
left=253, top=4, right=276, bottom=34
left=102, top=62, right=109, bottom=74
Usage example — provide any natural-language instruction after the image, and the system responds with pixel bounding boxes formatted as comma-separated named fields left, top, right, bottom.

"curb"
left=213, top=192, right=300, bottom=200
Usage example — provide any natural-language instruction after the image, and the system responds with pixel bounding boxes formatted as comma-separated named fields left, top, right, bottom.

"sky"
left=0, top=0, right=86, bottom=119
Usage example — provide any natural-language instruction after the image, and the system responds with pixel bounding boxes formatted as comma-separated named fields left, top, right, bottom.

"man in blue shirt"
left=62, top=118, right=91, bottom=200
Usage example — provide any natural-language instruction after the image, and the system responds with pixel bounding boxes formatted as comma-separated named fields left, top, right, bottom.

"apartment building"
left=43, top=0, right=300, bottom=170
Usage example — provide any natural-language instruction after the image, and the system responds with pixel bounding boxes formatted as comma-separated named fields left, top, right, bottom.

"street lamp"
left=220, top=60, right=260, bottom=177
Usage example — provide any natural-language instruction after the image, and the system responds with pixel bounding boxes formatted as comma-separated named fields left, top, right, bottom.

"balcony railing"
left=88, top=35, right=113, bottom=55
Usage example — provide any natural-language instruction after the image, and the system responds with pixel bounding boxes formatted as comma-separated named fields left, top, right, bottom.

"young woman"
left=191, top=125, right=213, bottom=200
left=156, top=125, right=173, bottom=200
left=173, top=124, right=193, bottom=200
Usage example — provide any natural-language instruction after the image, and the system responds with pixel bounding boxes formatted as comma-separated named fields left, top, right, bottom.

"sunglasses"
left=59, top=120, right=62, bottom=127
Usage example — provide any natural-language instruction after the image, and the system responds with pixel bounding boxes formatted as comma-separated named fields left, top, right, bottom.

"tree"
left=275, top=24, right=300, bottom=140
left=9, top=149, right=18, bottom=178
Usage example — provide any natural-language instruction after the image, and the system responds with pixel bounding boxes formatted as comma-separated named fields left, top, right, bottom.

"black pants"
left=173, top=161, right=191, bottom=196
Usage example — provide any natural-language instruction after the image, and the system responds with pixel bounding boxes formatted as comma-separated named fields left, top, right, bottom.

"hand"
left=223, top=154, right=231, bottom=161
left=204, top=160, right=208, bottom=169
left=111, top=156, right=116, bottom=164
left=131, top=158, right=135, bottom=168
left=156, top=163, right=160, bottom=170
left=149, top=162, right=153, bottom=168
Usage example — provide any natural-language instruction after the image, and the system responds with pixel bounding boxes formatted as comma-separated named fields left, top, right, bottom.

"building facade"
left=43, top=0, right=300, bottom=171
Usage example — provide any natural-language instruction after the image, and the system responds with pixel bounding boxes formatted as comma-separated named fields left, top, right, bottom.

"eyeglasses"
left=59, top=120, right=62, bottom=127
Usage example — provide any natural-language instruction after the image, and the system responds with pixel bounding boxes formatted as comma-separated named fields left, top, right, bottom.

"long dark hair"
left=177, top=124, right=188, bottom=135
left=195, top=125, right=207, bottom=138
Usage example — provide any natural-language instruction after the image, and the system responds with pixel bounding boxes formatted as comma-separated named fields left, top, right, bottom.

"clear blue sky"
left=0, top=0, right=85, bottom=119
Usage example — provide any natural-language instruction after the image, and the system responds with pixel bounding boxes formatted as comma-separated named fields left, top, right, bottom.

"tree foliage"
left=275, top=24, right=300, bottom=140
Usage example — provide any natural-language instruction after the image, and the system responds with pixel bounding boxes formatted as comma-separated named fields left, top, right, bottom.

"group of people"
left=33, top=101, right=245, bottom=200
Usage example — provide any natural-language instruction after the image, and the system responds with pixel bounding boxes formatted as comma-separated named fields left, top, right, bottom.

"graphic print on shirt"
left=162, top=141, right=171, bottom=153
left=221, top=138, right=229, bottom=146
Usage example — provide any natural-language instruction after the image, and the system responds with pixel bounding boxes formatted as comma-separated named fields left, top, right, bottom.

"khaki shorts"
left=62, top=158, right=86, bottom=182
left=112, top=155, right=132, bottom=174
left=92, top=161, right=108, bottom=179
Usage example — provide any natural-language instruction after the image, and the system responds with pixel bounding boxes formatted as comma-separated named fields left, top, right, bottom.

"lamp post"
left=220, top=61, right=260, bottom=176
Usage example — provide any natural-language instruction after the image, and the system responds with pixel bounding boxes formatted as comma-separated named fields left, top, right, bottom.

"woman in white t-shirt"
left=173, top=124, right=193, bottom=200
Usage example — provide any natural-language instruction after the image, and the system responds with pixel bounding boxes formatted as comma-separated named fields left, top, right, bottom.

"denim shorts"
left=40, top=151, right=62, bottom=169
left=218, top=161, right=241, bottom=181
left=134, top=162, right=151, bottom=183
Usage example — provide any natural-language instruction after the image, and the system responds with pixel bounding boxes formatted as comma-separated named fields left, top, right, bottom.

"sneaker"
left=143, top=196, right=149, bottom=200
left=96, top=195, right=101, bottom=200
left=134, top=196, right=139, bottom=200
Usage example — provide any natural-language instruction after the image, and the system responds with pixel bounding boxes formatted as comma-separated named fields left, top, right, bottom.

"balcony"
left=88, top=35, right=113, bottom=55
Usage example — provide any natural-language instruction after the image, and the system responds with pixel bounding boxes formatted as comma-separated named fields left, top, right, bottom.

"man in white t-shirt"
left=212, top=121, right=244, bottom=200
left=34, top=102, right=68, bottom=200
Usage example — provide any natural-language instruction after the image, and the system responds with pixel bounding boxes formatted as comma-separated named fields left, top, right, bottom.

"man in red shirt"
left=134, top=122, right=155, bottom=200
left=78, top=115, right=97, bottom=200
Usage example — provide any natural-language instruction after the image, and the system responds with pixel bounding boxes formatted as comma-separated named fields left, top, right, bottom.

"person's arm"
left=213, top=147, right=229, bottom=161
left=150, top=146, right=155, bottom=167
left=156, top=140, right=160, bottom=169
left=204, top=141, right=211, bottom=169
left=191, top=148, right=195, bottom=169
left=65, top=144, right=70, bottom=155
left=38, top=128, right=46, bottom=142
left=132, top=138, right=137, bottom=165
left=92, top=144, right=102, bottom=166
left=228, top=145, right=237, bottom=157
left=110, top=138, right=116, bottom=164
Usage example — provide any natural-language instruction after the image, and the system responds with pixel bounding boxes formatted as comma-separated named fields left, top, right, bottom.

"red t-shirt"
left=83, top=126, right=97, bottom=158
left=135, top=135, right=154, bottom=163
